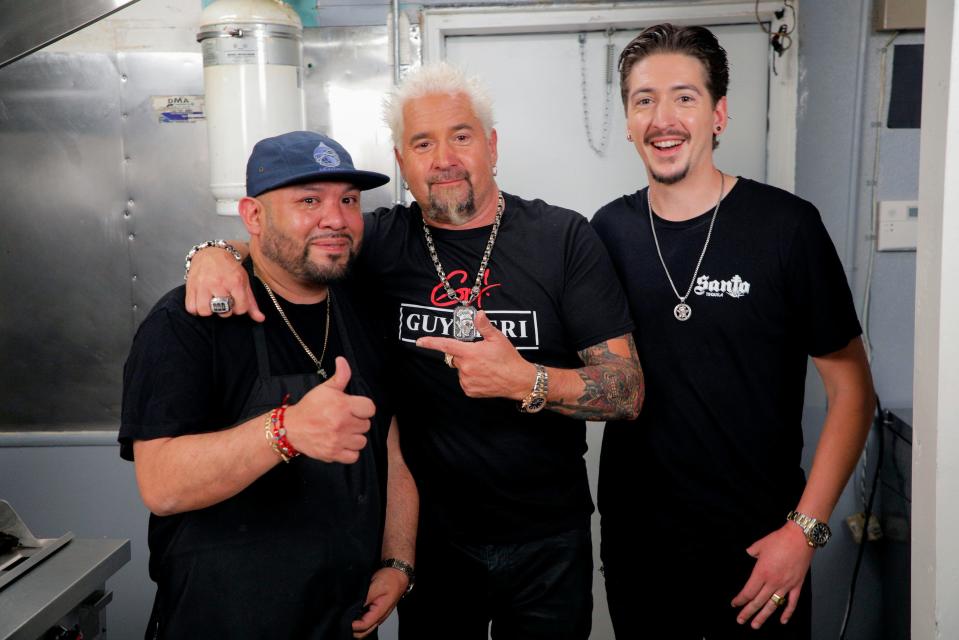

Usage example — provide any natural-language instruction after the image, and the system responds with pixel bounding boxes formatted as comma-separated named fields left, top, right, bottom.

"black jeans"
left=398, top=527, right=593, bottom=640
left=602, top=540, right=811, bottom=640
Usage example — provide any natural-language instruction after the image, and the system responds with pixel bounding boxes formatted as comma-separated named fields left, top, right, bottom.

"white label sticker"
left=152, top=96, right=205, bottom=124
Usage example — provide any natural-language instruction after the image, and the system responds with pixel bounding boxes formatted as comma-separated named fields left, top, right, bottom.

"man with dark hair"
left=180, top=64, right=643, bottom=639
left=120, top=131, right=417, bottom=639
left=592, top=23, right=875, bottom=639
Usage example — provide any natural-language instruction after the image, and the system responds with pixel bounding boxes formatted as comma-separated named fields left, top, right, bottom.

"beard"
left=646, top=128, right=691, bottom=186
left=650, top=163, right=690, bottom=185
left=423, top=170, right=476, bottom=226
left=261, top=213, right=356, bottom=285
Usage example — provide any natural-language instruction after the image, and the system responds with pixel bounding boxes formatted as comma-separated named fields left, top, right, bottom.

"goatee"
left=424, top=171, right=476, bottom=226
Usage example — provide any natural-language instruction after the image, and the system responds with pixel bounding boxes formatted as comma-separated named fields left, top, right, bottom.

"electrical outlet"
left=876, top=200, right=918, bottom=251
left=846, top=512, right=883, bottom=544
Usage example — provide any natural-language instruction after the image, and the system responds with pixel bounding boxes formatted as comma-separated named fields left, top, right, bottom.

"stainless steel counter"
left=0, top=538, right=130, bottom=640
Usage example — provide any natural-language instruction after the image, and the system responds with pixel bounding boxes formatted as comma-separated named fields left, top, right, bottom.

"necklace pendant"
left=452, top=304, right=478, bottom=341
left=318, top=367, right=328, bottom=379
left=674, top=303, right=692, bottom=322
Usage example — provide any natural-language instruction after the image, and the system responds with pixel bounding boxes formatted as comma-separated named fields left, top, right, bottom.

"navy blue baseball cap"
left=246, top=130, right=390, bottom=197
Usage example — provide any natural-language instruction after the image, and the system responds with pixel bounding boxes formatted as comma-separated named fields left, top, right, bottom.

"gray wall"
left=797, top=1, right=920, bottom=639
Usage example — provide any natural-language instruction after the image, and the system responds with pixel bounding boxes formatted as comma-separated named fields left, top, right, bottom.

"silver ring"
left=444, top=353, right=455, bottom=368
left=210, top=295, right=234, bottom=314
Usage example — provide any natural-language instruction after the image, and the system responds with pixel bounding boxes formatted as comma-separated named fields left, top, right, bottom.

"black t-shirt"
left=120, top=278, right=388, bottom=458
left=591, top=178, right=862, bottom=550
left=360, top=192, right=634, bottom=542
left=119, top=272, right=393, bottom=635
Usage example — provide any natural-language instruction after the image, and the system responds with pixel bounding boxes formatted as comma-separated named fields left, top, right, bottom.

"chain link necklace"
left=647, top=172, right=724, bottom=322
left=578, top=29, right=615, bottom=156
left=255, top=269, right=331, bottom=378
left=422, top=192, right=505, bottom=341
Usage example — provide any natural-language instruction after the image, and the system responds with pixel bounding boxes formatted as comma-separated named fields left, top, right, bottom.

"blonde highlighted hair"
left=383, top=62, right=495, bottom=147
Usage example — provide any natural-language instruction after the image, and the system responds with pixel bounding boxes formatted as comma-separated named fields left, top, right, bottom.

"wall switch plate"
left=876, top=200, right=918, bottom=251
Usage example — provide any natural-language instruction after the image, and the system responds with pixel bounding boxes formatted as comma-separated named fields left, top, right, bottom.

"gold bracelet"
left=264, top=409, right=291, bottom=463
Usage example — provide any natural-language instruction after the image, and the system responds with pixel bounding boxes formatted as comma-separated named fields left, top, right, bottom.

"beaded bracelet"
left=264, top=396, right=300, bottom=463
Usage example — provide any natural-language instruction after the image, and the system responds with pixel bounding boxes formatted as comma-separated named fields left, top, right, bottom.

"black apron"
left=148, top=296, right=382, bottom=639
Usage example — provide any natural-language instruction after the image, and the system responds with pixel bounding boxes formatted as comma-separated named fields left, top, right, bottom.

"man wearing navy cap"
left=119, top=131, right=418, bottom=639
left=181, top=65, right=643, bottom=639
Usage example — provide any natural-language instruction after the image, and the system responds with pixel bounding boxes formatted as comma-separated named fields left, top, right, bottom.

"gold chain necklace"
left=255, top=270, right=331, bottom=379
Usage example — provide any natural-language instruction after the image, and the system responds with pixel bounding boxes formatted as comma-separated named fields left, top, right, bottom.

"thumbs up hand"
left=282, top=357, right=377, bottom=464
left=416, top=311, right=538, bottom=401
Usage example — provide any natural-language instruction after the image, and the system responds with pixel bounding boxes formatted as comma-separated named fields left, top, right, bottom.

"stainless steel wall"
left=0, top=27, right=394, bottom=429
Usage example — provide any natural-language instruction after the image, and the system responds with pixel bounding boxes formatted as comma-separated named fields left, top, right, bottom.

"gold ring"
left=444, top=353, right=455, bottom=368
left=770, top=593, right=786, bottom=607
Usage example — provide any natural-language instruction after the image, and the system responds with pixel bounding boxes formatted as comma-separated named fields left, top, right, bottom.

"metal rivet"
left=128, top=233, right=135, bottom=240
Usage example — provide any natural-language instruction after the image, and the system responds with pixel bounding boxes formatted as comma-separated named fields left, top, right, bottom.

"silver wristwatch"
left=382, top=558, right=415, bottom=596
left=786, top=510, right=832, bottom=548
left=519, top=364, right=549, bottom=413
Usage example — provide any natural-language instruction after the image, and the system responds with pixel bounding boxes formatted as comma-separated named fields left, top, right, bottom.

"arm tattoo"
left=547, top=335, right=644, bottom=420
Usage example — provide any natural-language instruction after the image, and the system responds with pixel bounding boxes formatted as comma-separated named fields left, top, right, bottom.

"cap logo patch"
left=313, top=142, right=341, bottom=168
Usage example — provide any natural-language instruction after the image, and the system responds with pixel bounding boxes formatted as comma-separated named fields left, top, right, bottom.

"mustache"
left=427, top=169, right=470, bottom=185
left=306, top=232, right=354, bottom=247
left=644, top=129, right=690, bottom=145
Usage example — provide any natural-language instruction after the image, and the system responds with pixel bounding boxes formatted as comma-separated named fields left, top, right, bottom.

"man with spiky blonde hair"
left=184, top=62, right=644, bottom=638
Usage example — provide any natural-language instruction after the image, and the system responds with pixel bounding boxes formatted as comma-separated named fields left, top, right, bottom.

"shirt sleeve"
left=783, top=203, right=863, bottom=357
left=118, top=294, right=218, bottom=461
left=560, top=215, right=635, bottom=352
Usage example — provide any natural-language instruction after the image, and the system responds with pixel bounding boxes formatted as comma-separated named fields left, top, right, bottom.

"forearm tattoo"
left=548, top=335, right=644, bottom=420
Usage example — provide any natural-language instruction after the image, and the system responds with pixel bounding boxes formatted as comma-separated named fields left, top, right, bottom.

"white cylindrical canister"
left=197, top=0, right=306, bottom=215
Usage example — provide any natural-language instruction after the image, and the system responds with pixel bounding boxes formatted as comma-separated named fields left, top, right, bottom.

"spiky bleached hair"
left=383, top=62, right=496, bottom=148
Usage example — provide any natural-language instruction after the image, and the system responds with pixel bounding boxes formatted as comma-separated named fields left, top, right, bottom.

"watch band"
left=519, top=364, right=549, bottom=413
left=382, top=558, right=415, bottom=595
left=786, top=510, right=831, bottom=548
left=786, top=510, right=816, bottom=530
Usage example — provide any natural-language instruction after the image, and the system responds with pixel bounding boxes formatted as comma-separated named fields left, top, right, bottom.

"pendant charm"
left=318, top=368, right=328, bottom=379
left=674, top=303, right=692, bottom=322
left=453, top=304, right=478, bottom=341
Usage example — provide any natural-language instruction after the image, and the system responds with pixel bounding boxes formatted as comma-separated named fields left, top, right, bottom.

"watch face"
left=809, top=522, right=832, bottom=547
left=525, top=396, right=547, bottom=413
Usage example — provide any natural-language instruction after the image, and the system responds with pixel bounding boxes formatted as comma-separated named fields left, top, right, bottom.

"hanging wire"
left=861, top=30, right=901, bottom=365
left=755, top=0, right=796, bottom=75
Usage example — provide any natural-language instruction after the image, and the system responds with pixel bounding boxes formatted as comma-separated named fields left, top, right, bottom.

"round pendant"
left=674, top=303, right=692, bottom=321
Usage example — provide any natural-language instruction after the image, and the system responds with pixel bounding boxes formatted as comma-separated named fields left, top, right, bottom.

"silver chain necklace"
left=255, top=269, right=331, bottom=378
left=647, top=172, right=724, bottom=322
left=422, top=192, right=505, bottom=341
